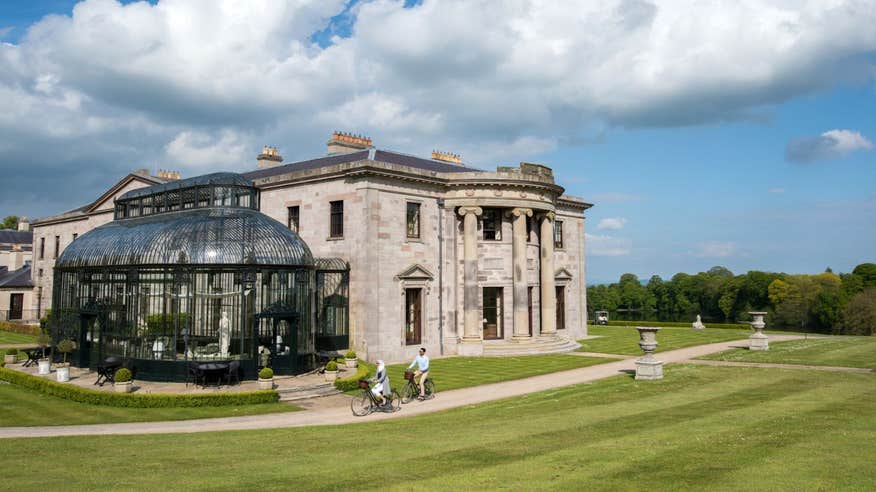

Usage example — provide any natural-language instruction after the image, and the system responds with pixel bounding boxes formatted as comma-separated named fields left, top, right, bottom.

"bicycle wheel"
left=351, top=391, right=373, bottom=416
left=389, top=389, right=401, bottom=412
left=425, top=379, right=436, bottom=399
left=401, top=381, right=416, bottom=403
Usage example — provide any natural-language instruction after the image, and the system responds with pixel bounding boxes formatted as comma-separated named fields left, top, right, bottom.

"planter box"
left=38, top=360, right=51, bottom=375
left=324, top=370, right=338, bottom=382
left=115, top=381, right=133, bottom=393
left=257, top=378, right=274, bottom=390
left=4, top=355, right=17, bottom=364
left=344, top=358, right=358, bottom=369
left=56, top=366, right=70, bottom=382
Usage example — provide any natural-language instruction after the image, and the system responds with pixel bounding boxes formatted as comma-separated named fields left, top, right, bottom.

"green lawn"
left=2, top=365, right=875, bottom=490
left=578, top=325, right=756, bottom=355
left=0, top=383, right=300, bottom=427
left=0, top=330, right=36, bottom=344
left=385, top=354, right=615, bottom=392
left=699, top=336, right=876, bottom=369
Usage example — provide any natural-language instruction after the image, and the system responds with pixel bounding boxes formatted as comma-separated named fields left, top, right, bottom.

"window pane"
left=554, top=221, right=564, bottom=249
left=330, top=201, right=344, bottom=238
left=287, top=206, right=300, bottom=233
left=406, top=202, right=420, bottom=238
left=482, top=209, right=501, bottom=241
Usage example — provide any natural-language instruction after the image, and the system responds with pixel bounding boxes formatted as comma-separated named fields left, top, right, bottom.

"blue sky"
left=1, top=0, right=875, bottom=285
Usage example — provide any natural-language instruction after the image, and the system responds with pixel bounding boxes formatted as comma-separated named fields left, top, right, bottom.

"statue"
left=692, top=314, right=706, bottom=330
left=218, top=310, right=231, bottom=358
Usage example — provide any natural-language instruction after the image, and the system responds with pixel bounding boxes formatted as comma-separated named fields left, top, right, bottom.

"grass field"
left=700, top=336, right=876, bottom=369
left=0, top=330, right=37, bottom=344
left=2, top=364, right=874, bottom=490
left=0, top=383, right=300, bottom=427
left=384, top=353, right=615, bottom=392
left=578, top=325, right=756, bottom=355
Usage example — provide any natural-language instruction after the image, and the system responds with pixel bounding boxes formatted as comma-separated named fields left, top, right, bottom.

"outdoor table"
left=196, top=362, right=230, bottom=387
left=95, top=357, right=123, bottom=386
left=23, top=348, right=44, bottom=368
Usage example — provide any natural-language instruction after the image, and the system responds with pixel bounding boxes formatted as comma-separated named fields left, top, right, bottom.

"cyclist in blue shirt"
left=407, top=347, right=430, bottom=400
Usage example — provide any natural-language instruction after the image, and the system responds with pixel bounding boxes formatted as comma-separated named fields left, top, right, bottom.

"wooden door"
left=9, top=294, right=23, bottom=320
left=405, top=289, right=422, bottom=345
left=482, top=287, right=503, bottom=340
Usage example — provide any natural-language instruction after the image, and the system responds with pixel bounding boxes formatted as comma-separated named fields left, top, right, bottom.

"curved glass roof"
left=57, top=207, right=313, bottom=268
left=117, top=172, right=254, bottom=202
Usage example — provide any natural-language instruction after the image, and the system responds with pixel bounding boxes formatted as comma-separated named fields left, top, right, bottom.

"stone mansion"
left=30, top=132, right=592, bottom=364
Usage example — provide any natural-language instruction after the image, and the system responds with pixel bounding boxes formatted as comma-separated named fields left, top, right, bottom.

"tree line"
left=587, top=263, right=876, bottom=334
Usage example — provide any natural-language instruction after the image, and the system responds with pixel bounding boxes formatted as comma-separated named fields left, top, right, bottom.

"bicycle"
left=351, top=379, right=401, bottom=416
left=401, top=370, right=436, bottom=403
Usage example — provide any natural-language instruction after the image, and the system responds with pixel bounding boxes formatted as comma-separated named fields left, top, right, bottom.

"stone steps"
left=277, top=381, right=341, bottom=402
left=482, top=336, right=580, bottom=356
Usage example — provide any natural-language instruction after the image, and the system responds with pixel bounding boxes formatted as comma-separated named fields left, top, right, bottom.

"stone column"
left=457, top=206, right=483, bottom=356
left=510, top=208, right=532, bottom=340
left=539, top=211, right=556, bottom=337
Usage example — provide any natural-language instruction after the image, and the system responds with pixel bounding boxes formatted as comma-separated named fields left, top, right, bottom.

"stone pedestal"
left=748, top=311, right=769, bottom=351
left=635, top=326, right=663, bottom=381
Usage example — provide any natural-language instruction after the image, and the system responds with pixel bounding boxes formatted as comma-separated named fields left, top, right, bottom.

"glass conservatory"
left=49, top=173, right=321, bottom=381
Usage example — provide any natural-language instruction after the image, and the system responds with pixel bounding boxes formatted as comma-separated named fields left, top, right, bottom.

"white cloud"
left=786, top=129, right=874, bottom=163
left=0, top=26, right=13, bottom=38
left=597, top=217, right=628, bottom=230
left=164, top=129, right=251, bottom=170
left=586, top=233, right=632, bottom=256
left=693, top=241, right=736, bottom=258
left=769, top=187, right=785, bottom=194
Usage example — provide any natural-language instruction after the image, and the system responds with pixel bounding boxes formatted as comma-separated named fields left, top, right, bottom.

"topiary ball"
left=325, top=360, right=338, bottom=371
left=345, top=350, right=357, bottom=359
left=259, top=367, right=274, bottom=380
left=5, top=348, right=18, bottom=356
left=114, top=368, right=132, bottom=383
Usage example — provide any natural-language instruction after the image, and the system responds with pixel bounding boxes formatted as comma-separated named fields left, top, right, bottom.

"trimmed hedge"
left=0, top=321, right=40, bottom=336
left=334, top=360, right=375, bottom=392
left=0, top=363, right=279, bottom=408
left=602, top=320, right=751, bottom=330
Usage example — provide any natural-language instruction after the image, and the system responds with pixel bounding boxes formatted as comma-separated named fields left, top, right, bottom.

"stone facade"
left=30, top=135, right=592, bottom=363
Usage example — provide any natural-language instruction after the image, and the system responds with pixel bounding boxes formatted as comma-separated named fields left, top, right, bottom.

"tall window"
left=554, top=221, right=564, bottom=249
left=39, top=237, right=45, bottom=260
left=287, top=206, right=300, bottom=233
left=406, top=202, right=421, bottom=239
left=482, top=209, right=502, bottom=241
left=405, top=288, right=422, bottom=345
left=556, top=286, right=566, bottom=330
left=54, top=236, right=60, bottom=259
left=329, top=201, right=344, bottom=238
left=482, top=287, right=504, bottom=339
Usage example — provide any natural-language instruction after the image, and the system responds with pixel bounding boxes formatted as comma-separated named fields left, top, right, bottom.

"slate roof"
left=243, top=149, right=477, bottom=181
left=0, top=264, right=33, bottom=288
left=118, top=172, right=254, bottom=201
left=0, top=230, right=32, bottom=246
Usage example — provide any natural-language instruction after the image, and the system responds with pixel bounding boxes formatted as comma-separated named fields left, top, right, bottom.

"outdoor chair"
left=95, top=357, right=122, bottom=386
left=186, top=361, right=203, bottom=387
left=225, top=360, right=240, bottom=386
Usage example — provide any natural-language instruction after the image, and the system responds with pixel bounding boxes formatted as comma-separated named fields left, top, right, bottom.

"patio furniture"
left=225, top=360, right=241, bottom=386
left=23, top=348, right=45, bottom=368
left=95, top=357, right=123, bottom=386
left=196, top=361, right=230, bottom=387
left=186, top=361, right=202, bottom=387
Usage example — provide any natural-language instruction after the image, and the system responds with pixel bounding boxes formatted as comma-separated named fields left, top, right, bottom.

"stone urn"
left=345, top=358, right=358, bottom=369
left=748, top=311, right=769, bottom=351
left=3, top=354, right=17, bottom=365
left=635, top=326, right=663, bottom=380
left=114, top=381, right=133, bottom=393
left=324, top=369, right=339, bottom=382
left=38, top=359, right=51, bottom=375
left=257, top=378, right=274, bottom=390
left=56, top=363, right=70, bottom=382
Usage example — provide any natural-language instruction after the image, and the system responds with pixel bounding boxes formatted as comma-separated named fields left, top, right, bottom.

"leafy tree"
left=852, top=263, right=876, bottom=288
left=837, top=289, right=876, bottom=335
left=0, top=215, right=18, bottom=230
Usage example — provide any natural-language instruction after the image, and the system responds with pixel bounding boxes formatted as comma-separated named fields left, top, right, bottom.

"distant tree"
left=0, top=216, right=18, bottom=230
left=837, top=289, right=876, bottom=335
left=811, top=272, right=843, bottom=329
left=840, top=273, right=864, bottom=301
left=852, top=263, right=876, bottom=288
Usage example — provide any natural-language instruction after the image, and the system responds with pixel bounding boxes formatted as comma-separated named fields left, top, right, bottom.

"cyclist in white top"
left=407, top=347, right=430, bottom=400
left=369, top=360, right=390, bottom=407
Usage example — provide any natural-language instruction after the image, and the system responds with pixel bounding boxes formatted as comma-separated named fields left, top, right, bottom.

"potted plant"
left=258, top=367, right=274, bottom=390
left=114, top=368, right=133, bottom=393
left=344, top=350, right=358, bottom=369
left=36, top=333, right=52, bottom=375
left=55, top=338, right=74, bottom=382
left=324, top=360, right=339, bottom=382
left=4, top=348, right=18, bottom=365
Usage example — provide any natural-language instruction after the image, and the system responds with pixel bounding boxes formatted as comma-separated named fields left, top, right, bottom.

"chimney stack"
left=431, top=150, right=464, bottom=165
left=17, top=217, right=30, bottom=232
left=9, top=250, right=23, bottom=271
left=327, top=131, right=373, bottom=155
left=156, top=169, right=182, bottom=181
left=257, top=146, right=283, bottom=168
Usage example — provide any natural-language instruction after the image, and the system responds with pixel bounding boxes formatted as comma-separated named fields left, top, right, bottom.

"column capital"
left=507, top=207, right=533, bottom=218
left=537, top=211, right=556, bottom=222
left=457, top=206, right=483, bottom=217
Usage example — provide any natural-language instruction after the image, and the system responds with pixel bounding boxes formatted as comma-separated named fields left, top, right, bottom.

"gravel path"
left=0, top=335, right=805, bottom=439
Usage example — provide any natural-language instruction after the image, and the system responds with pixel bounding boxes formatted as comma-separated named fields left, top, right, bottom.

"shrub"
left=114, top=368, right=132, bottom=383
left=334, top=360, right=375, bottom=392
left=0, top=321, right=40, bottom=336
left=335, top=357, right=345, bottom=364
left=258, top=367, right=274, bottom=380
left=345, top=350, right=356, bottom=359
left=56, top=339, right=74, bottom=363
left=36, top=332, right=51, bottom=347
left=325, top=360, right=338, bottom=372
left=5, top=348, right=18, bottom=356
left=0, top=366, right=278, bottom=407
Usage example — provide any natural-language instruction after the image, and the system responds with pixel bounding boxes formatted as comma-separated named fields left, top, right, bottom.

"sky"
left=0, top=0, right=875, bottom=285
